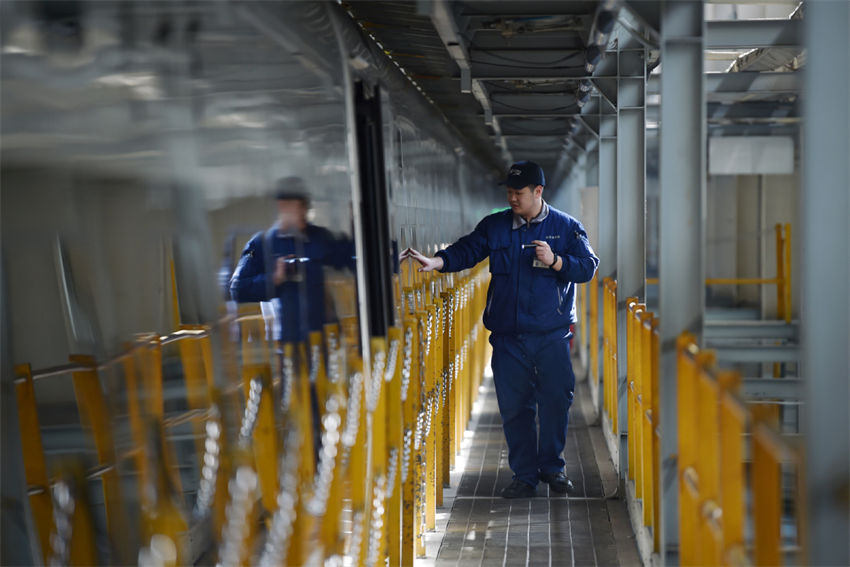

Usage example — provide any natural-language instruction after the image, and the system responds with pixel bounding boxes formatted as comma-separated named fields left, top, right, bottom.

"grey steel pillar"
left=657, top=2, right=705, bottom=563
left=616, top=47, right=646, bottom=480
left=598, top=103, right=618, bottom=456
left=586, top=146, right=599, bottom=188
left=802, top=2, right=850, bottom=564
left=598, top=115, right=617, bottom=284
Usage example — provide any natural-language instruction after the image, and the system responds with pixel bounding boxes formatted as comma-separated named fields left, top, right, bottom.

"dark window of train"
left=355, top=82, right=394, bottom=337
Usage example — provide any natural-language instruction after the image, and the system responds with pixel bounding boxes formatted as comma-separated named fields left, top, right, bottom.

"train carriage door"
left=355, top=82, right=394, bottom=338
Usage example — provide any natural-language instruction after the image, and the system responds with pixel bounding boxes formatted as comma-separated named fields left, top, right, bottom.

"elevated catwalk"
left=427, top=372, right=640, bottom=567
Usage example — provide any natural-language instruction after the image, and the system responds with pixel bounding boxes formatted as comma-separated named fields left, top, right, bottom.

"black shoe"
left=501, top=479, right=537, bottom=499
left=539, top=471, right=574, bottom=494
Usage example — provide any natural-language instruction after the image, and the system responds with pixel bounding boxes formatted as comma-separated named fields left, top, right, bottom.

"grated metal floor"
left=430, top=373, right=640, bottom=567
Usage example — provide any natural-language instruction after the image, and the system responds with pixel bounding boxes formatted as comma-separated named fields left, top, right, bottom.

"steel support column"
left=802, top=3, right=850, bottom=564
left=598, top=107, right=617, bottom=444
left=586, top=147, right=599, bottom=189
left=616, top=49, right=646, bottom=480
left=657, top=2, right=705, bottom=563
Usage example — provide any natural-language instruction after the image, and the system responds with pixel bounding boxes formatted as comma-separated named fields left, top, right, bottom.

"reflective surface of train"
left=1, top=1, right=517, bottom=563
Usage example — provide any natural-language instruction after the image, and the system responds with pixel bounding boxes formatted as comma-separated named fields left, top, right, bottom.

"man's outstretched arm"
left=399, top=247, right=444, bottom=272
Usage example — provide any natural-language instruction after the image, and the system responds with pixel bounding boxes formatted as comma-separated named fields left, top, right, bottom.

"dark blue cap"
left=505, top=160, right=545, bottom=189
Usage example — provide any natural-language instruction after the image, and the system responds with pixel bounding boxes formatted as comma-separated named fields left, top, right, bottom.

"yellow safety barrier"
left=14, top=363, right=53, bottom=562
left=14, top=246, right=495, bottom=566
left=235, top=309, right=279, bottom=513
left=401, top=307, right=420, bottom=566
left=647, top=223, right=792, bottom=323
left=602, top=277, right=618, bottom=435
left=623, top=299, right=662, bottom=553
left=12, top=329, right=221, bottom=565
left=626, top=297, right=642, bottom=490
left=676, top=333, right=804, bottom=566
left=385, top=325, right=403, bottom=565
left=589, top=274, right=600, bottom=399
left=69, top=355, right=126, bottom=533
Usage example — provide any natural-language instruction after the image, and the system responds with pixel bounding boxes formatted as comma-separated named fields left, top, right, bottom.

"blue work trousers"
left=490, top=328, right=576, bottom=487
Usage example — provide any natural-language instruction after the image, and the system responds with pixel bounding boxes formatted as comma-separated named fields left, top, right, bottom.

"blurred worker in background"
left=229, top=176, right=353, bottom=343
left=402, top=161, right=599, bottom=498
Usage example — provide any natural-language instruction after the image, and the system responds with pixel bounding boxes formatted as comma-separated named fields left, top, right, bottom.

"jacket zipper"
left=555, top=287, right=563, bottom=315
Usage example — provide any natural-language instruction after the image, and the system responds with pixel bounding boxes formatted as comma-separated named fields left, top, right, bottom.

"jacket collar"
left=512, top=200, right=549, bottom=230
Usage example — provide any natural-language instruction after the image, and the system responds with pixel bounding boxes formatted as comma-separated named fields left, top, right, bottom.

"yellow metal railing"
left=624, top=299, right=662, bottom=553
left=647, top=223, right=792, bottom=323
left=602, top=277, right=619, bottom=435
left=15, top=255, right=492, bottom=566
left=676, top=333, right=804, bottom=566
left=588, top=274, right=600, bottom=398
left=14, top=328, right=218, bottom=564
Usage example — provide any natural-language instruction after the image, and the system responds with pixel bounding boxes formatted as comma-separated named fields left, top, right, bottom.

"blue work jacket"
left=436, top=206, right=599, bottom=335
left=229, top=225, right=353, bottom=342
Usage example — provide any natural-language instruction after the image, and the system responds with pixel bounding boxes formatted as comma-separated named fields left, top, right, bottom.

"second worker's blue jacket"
left=229, top=225, right=353, bottom=342
left=436, top=204, right=599, bottom=335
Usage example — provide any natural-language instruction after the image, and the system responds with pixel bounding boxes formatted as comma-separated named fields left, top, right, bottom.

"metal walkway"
left=430, top=373, right=641, bottom=567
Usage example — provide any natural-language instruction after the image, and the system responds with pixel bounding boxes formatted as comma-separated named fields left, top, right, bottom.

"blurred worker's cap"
left=504, top=161, right=545, bottom=189
left=275, top=176, right=310, bottom=205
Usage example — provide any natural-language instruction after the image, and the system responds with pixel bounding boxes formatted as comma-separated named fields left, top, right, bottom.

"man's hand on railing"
left=399, top=248, right=444, bottom=272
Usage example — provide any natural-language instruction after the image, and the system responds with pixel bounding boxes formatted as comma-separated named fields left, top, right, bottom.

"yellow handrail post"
left=13, top=364, right=53, bottom=562
left=286, top=342, right=318, bottom=566
left=783, top=223, right=792, bottom=324
left=626, top=298, right=640, bottom=485
left=677, top=333, right=700, bottom=566
left=718, top=380, right=746, bottom=565
left=401, top=311, right=419, bottom=566
left=424, top=302, right=437, bottom=533
left=449, top=278, right=458, bottom=479
left=589, top=275, right=600, bottom=406
left=775, top=223, right=786, bottom=323
left=649, top=318, right=661, bottom=552
left=639, top=311, right=654, bottom=529
left=176, top=326, right=213, bottom=470
left=69, top=355, right=125, bottom=533
left=239, top=314, right=278, bottom=513
left=440, top=290, right=453, bottom=486
left=319, top=325, right=347, bottom=557
left=345, top=352, right=370, bottom=565
left=695, top=364, right=721, bottom=567
left=385, top=326, right=404, bottom=566
left=122, top=352, right=152, bottom=510
left=414, top=301, right=427, bottom=558
left=367, top=336, right=389, bottom=567
left=751, top=423, right=783, bottom=567
left=433, top=296, right=445, bottom=509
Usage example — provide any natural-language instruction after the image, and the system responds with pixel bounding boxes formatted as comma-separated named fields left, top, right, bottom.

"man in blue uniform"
left=402, top=161, right=599, bottom=498
left=229, top=177, right=353, bottom=343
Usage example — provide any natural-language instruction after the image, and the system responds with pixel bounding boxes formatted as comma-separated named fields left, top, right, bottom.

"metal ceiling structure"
left=344, top=0, right=611, bottom=188
left=343, top=0, right=803, bottom=190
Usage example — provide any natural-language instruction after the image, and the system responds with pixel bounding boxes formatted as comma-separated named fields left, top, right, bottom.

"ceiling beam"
left=705, top=19, right=801, bottom=50
left=498, top=134, right=568, bottom=139
left=488, top=112, right=580, bottom=118
left=648, top=71, right=799, bottom=95
left=454, top=75, right=590, bottom=84
left=490, top=93, right=578, bottom=112
left=459, top=8, right=596, bottom=18
left=469, top=64, right=587, bottom=80
left=648, top=99, right=797, bottom=115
